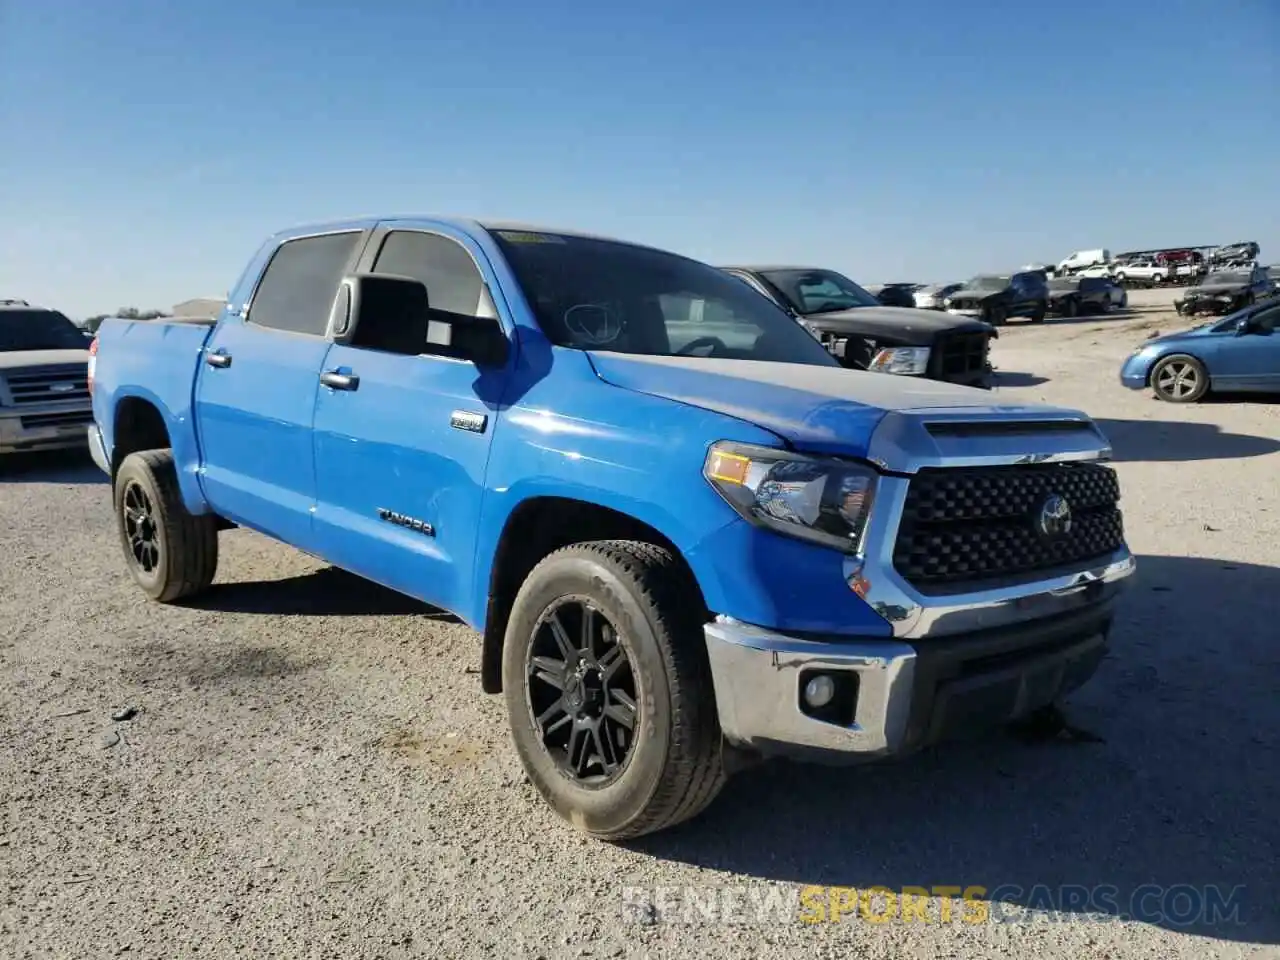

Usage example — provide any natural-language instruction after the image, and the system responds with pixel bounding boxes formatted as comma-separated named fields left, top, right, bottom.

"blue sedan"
left=1119, top=300, right=1280, bottom=402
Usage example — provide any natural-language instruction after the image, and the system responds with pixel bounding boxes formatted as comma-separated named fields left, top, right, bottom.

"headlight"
left=703, top=441, right=877, bottom=553
left=868, top=346, right=929, bottom=376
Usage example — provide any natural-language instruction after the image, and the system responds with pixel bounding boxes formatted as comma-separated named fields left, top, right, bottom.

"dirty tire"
left=114, top=449, right=218, bottom=602
left=985, top=303, right=1007, bottom=326
left=502, top=540, right=725, bottom=840
left=1150, top=354, right=1209, bottom=404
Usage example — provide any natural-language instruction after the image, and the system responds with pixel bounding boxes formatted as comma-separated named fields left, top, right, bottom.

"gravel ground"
left=2, top=288, right=1277, bottom=959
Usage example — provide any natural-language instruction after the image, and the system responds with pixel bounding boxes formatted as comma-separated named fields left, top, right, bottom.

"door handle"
left=205, top=350, right=232, bottom=368
left=320, top=370, right=359, bottom=391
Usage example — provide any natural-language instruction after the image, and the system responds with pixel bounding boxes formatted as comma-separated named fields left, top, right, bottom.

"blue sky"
left=1, top=0, right=1276, bottom=317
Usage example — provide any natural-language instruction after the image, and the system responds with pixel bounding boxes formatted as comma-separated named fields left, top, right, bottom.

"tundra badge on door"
left=377, top=508, right=435, bottom=536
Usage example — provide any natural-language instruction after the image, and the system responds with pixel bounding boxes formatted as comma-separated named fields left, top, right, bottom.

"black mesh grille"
left=893, top=462, right=1124, bottom=587
left=931, top=330, right=990, bottom=382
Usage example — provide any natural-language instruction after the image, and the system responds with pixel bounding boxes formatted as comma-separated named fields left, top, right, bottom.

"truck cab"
left=88, top=216, right=1136, bottom=839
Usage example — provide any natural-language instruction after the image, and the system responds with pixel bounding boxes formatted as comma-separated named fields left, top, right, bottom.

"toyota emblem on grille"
left=1037, top=494, right=1073, bottom=536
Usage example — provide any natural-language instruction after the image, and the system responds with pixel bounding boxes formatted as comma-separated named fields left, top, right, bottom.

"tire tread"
left=117, top=449, right=218, bottom=602
left=528, top=539, right=726, bottom=839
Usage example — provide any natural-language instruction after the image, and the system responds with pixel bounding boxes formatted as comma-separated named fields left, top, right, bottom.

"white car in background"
left=1076, top=262, right=1115, bottom=279
left=1056, top=249, right=1111, bottom=275
left=1113, top=260, right=1167, bottom=286
left=912, top=281, right=964, bottom=310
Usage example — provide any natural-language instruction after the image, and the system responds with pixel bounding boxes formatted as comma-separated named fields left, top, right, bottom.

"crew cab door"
left=310, top=225, right=511, bottom=613
left=194, top=229, right=367, bottom=548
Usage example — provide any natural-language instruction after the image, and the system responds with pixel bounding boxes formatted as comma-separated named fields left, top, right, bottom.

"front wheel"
left=984, top=303, right=1007, bottom=326
left=1151, top=354, right=1209, bottom=403
left=502, top=541, right=725, bottom=840
left=113, top=450, right=219, bottom=601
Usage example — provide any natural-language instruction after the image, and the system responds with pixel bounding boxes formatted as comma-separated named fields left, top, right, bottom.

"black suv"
left=721, top=265, right=994, bottom=388
left=1047, top=277, right=1115, bottom=318
left=943, top=272, right=1049, bottom=325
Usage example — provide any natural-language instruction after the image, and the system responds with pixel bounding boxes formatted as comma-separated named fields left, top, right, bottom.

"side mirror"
left=335, top=273, right=509, bottom=366
left=1234, top=316, right=1253, bottom=336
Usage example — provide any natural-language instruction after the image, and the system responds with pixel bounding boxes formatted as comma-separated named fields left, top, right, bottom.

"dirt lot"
left=2, top=288, right=1277, bottom=959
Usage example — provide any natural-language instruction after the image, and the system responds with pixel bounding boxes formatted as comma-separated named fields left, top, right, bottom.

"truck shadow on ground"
left=1094, top=417, right=1280, bottom=462
left=1041, top=309, right=1140, bottom=325
left=633, top=554, right=1279, bottom=944
left=990, top=371, right=1049, bottom=387
left=185, top=565, right=460, bottom=620
left=0, top=449, right=105, bottom=484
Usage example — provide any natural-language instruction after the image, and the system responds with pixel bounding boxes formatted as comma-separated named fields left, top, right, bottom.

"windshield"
left=965, top=276, right=1009, bottom=291
left=490, top=231, right=840, bottom=365
left=756, top=268, right=881, bottom=315
left=0, top=310, right=87, bottom=352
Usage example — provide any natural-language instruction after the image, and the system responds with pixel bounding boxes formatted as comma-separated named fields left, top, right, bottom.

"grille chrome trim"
left=848, top=411, right=1134, bottom=639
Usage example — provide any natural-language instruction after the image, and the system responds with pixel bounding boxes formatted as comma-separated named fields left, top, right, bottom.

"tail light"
left=87, top=336, right=98, bottom=395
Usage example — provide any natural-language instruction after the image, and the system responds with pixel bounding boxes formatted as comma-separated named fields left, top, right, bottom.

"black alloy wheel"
left=526, top=597, right=638, bottom=784
left=122, top=480, right=161, bottom=574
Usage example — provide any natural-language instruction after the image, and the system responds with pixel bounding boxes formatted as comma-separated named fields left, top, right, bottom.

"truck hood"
left=588, top=352, right=1066, bottom=457
left=0, top=348, right=90, bottom=371
left=801, top=306, right=991, bottom=344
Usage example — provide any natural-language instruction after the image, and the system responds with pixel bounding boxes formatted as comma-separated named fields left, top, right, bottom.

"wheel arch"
left=478, top=495, right=711, bottom=694
left=107, top=389, right=212, bottom=515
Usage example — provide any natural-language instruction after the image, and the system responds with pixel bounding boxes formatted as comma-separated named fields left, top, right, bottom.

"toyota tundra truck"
left=88, top=216, right=1136, bottom=839
left=1, top=303, right=94, bottom=455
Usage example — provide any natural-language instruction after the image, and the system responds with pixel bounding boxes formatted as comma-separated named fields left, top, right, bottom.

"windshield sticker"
left=497, top=231, right=567, bottom=244
left=564, top=303, right=622, bottom=346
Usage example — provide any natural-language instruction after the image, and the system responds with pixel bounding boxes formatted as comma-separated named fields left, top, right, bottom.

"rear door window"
left=248, top=231, right=363, bottom=336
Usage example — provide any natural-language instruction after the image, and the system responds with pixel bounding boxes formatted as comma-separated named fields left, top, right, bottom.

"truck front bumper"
left=0, top=409, right=95, bottom=455
left=704, top=556, right=1133, bottom=761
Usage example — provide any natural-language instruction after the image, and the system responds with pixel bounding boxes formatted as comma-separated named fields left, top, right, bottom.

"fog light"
left=803, top=674, right=837, bottom=709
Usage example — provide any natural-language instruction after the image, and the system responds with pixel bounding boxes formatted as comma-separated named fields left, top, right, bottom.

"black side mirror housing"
left=334, top=273, right=509, bottom=366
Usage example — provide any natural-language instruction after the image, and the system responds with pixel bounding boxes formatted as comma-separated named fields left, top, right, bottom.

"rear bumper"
left=0, top=409, right=94, bottom=454
left=87, top=423, right=110, bottom=474
left=704, top=603, right=1115, bottom=762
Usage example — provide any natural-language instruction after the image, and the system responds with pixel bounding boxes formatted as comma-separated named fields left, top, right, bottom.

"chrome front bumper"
left=704, top=546, right=1135, bottom=759
left=705, top=619, right=916, bottom=757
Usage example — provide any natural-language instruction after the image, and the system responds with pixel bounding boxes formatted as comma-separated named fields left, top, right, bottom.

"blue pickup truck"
left=88, top=217, right=1135, bottom=838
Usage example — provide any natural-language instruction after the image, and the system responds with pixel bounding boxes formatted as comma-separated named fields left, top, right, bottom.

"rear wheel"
left=1030, top=300, right=1047, bottom=323
left=113, top=450, right=219, bottom=601
left=1151, top=354, right=1208, bottom=403
left=502, top=541, right=725, bottom=840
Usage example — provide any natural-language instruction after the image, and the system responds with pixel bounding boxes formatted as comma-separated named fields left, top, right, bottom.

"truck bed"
left=91, top=317, right=216, bottom=506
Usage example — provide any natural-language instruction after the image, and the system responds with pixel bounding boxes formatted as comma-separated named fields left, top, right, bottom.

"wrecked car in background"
left=1046, top=277, right=1117, bottom=318
left=723, top=265, right=994, bottom=387
left=912, top=282, right=964, bottom=310
left=1174, top=266, right=1272, bottom=317
left=943, top=272, right=1049, bottom=326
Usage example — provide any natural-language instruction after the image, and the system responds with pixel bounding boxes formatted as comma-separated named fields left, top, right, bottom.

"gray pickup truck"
left=0, top=303, right=94, bottom=455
